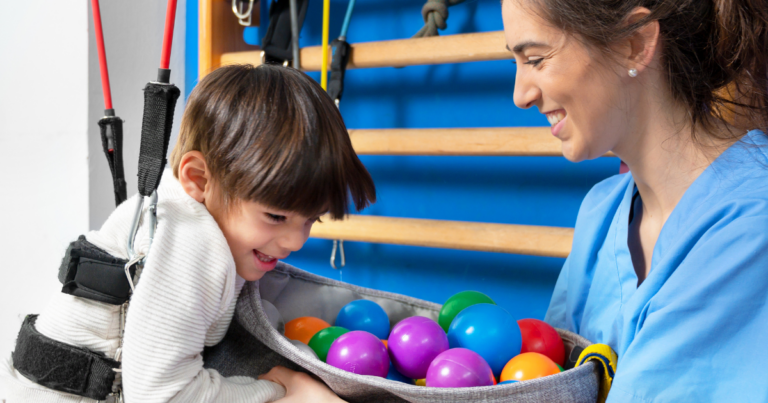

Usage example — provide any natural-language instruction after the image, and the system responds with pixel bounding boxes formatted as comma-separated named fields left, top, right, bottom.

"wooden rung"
left=349, top=128, right=617, bottom=157
left=310, top=215, right=573, bottom=258
left=220, top=31, right=512, bottom=71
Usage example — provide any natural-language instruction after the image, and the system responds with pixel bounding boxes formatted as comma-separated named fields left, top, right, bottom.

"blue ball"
left=447, top=303, right=522, bottom=378
left=386, top=362, right=414, bottom=384
left=499, top=380, right=519, bottom=385
left=335, top=299, right=390, bottom=339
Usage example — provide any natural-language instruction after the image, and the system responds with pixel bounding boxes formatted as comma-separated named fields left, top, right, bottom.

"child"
left=3, top=64, right=375, bottom=402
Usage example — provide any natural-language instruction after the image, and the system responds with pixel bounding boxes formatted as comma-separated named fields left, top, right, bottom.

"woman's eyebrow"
left=506, top=41, right=548, bottom=54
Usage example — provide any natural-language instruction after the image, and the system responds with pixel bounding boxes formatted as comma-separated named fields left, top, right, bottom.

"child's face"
left=209, top=198, right=322, bottom=281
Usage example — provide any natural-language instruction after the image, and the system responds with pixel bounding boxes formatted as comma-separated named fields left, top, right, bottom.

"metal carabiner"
left=330, top=239, right=345, bottom=269
left=232, top=0, right=255, bottom=26
left=126, top=190, right=158, bottom=266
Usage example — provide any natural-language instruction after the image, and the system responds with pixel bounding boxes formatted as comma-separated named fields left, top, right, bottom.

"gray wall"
left=88, top=0, right=186, bottom=229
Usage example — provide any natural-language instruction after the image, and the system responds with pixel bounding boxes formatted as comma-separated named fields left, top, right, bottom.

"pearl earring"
left=628, top=68, right=638, bottom=77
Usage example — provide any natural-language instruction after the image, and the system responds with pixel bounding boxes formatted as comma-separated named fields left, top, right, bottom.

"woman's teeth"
left=547, top=111, right=566, bottom=126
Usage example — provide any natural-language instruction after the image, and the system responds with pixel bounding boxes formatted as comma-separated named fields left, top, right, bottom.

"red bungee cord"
left=90, top=0, right=112, bottom=110
left=160, top=0, right=178, bottom=70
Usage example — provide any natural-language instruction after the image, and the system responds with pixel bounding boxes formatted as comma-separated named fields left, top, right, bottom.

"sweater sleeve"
left=120, top=196, right=285, bottom=403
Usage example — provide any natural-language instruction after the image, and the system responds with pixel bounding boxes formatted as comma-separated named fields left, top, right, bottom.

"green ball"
left=308, top=326, right=349, bottom=362
left=557, top=364, right=564, bottom=372
left=438, top=291, right=496, bottom=332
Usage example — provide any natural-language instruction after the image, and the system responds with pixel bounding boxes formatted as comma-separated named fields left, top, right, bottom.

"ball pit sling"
left=204, top=262, right=602, bottom=403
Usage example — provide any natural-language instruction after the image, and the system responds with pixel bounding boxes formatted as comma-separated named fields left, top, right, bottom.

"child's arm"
left=118, top=198, right=286, bottom=403
left=259, top=366, right=347, bottom=403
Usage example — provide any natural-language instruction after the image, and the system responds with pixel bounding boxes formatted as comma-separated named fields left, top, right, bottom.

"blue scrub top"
left=546, top=130, right=768, bottom=402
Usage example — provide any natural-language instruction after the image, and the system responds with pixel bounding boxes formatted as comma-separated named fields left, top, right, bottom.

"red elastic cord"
left=90, top=0, right=112, bottom=110
left=160, top=0, right=178, bottom=70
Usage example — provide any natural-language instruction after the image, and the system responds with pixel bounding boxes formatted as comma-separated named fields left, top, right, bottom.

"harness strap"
left=12, top=315, right=120, bottom=401
left=327, top=38, right=351, bottom=103
left=98, top=112, right=128, bottom=206
left=261, top=0, right=309, bottom=64
left=137, top=81, right=180, bottom=197
left=58, top=236, right=136, bottom=305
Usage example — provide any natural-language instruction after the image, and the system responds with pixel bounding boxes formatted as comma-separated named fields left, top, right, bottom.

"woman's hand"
left=259, top=366, right=347, bottom=403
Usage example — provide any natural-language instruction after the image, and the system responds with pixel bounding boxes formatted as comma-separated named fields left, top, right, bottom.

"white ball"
left=289, top=339, right=319, bottom=359
left=261, top=299, right=285, bottom=335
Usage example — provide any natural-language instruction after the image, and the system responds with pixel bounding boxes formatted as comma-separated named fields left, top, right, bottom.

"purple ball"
left=426, top=348, right=495, bottom=388
left=326, top=331, right=389, bottom=378
left=388, top=316, right=449, bottom=379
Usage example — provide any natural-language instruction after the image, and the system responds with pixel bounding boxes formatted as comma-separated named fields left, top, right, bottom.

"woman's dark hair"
left=171, top=64, right=376, bottom=219
left=521, top=0, right=768, bottom=139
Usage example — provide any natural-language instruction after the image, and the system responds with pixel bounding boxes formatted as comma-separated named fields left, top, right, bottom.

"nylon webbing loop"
left=137, top=82, right=180, bottom=197
left=328, top=39, right=351, bottom=103
left=98, top=115, right=127, bottom=206
left=12, top=315, right=119, bottom=401
left=261, top=0, right=309, bottom=64
left=58, top=236, right=136, bottom=305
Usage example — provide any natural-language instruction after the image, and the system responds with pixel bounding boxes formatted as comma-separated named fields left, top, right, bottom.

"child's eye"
left=266, top=213, right=286, bottom=223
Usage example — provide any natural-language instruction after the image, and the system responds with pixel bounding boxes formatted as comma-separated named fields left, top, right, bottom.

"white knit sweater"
left=2, top=173, right=286, bottom=402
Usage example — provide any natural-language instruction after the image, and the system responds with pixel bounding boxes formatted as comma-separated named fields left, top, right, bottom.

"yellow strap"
left=575, top=343, right=618, bottom=403
left=320, top=0, right=330, bottom=90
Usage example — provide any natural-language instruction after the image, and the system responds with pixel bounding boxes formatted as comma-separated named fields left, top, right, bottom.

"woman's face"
left=502, top=0, right=633, bottom=162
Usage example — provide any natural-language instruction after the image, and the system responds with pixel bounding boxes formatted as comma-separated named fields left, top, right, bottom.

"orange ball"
left=500, top=352, right=560, bottom=382
left=382, top=340, right=388, bottom=349
left=285, top=317, right=331, bottom=345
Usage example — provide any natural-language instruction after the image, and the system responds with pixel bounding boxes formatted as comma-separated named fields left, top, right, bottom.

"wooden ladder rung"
left=220, top=31, right=512, bottom=71
left=310, top=215, right=573, bottom=258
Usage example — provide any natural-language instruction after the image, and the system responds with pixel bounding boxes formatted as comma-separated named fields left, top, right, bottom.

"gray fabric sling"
left=205, top=263, right=600, bottom=403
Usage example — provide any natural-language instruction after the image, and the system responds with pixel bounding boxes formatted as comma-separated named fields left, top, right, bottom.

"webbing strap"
left=137, top=82, right=180, bottom=197
left=98, top=115, right=128, bottom=206
left=58, top=236, right=136, bottom=305
left=328, top=38, right=351, bottom=103
left=261, top=0, right=309, bottom=64
left=12, top=315, right=119, bottom=401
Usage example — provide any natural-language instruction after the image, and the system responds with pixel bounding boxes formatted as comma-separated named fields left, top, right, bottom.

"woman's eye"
left=266, top=213, right=286, bottom=223
left=525, top=58, right=543, bottom=66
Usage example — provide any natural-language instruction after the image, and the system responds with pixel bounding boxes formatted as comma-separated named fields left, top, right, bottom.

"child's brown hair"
left=171, top=64, right=376, bottom=219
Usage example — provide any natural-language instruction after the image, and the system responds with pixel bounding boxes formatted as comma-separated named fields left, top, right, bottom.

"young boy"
left=3, top=64, right=375, bottom=402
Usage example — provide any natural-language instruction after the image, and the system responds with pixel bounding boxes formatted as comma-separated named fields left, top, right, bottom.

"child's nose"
left=279, top=228, right=308, bottom=253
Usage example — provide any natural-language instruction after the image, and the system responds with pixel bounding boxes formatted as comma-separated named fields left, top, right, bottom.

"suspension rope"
left=321, top=0, right=330, bottom=90
left=412, top=0, right=466, bottom=38
left=339, top=0, right=356, bottom=40
left=90, top=0, right=112, bottom=110
left=160, top=0, right=178, bottom=70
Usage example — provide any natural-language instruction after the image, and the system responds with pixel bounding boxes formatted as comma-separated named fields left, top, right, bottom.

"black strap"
left=565, top=345, right=585, bottom=370
left=137, top=82, right=180, bottom=197
left=98, top=112, right=128, bottom=206
left=58, top=236, right=136, bottom=305
left=328, top=38, right=351, bottom=103
left=12, top=315, right=119, bottom=400
left=261, top=0, right=309, bottom=64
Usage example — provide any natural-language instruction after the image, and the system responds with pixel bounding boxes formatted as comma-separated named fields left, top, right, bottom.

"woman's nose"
left=513, top=70, right=541, bottom=110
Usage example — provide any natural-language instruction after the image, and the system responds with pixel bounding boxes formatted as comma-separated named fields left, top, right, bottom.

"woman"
left=502, top=0, right=768, bottom=401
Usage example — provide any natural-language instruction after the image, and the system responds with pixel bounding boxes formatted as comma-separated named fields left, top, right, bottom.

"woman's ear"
left=624, top=7, right=660, bottom=75
left=178, top=151, right=209, bottom=203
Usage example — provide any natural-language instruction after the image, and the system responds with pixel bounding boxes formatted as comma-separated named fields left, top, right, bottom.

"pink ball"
left=388, top=316, right=449, bottom=379
left=426, top=348, right=495, bottom=388
left=326, top=331, right=389, bottom=377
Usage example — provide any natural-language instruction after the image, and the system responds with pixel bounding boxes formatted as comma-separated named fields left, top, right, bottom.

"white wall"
left=0, top=1, right=184, bottom=399
left=0, top=1, right=90, bottom=399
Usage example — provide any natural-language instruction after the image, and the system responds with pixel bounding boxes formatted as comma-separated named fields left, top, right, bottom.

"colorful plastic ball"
left=381, top=340, right=388, bottom=349
left=285, top=317, right=330, bottom=345
left=556, top=364, right=564, bottom=372
left=415, top=379, right=426, bottom=387
left=518, top=318, right=565, bottom=366
left=438, top=291, right=496, bottom=332
left=447, top=304, right=522, bottom=377
left=425, top=348, right=495, bottom=388
left=388, top=316, right=449, bottom=379
left=335, top=299, right=391, bottom=339
left=289, top=339, right=318, bottom=359
left=261, top=300, right=285, bottom=335
left=386, top=362, right=414, bottom=384
left=326, top=331, right=389, bottom=378
left=499, top=380, right=519, bottom=385
left=500, top=352, right=561, bottom=382
left=308, top=326, right=349, bottom=362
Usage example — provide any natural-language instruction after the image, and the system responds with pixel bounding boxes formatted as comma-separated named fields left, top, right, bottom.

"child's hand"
left=259, top=366, right=347, bottom=403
